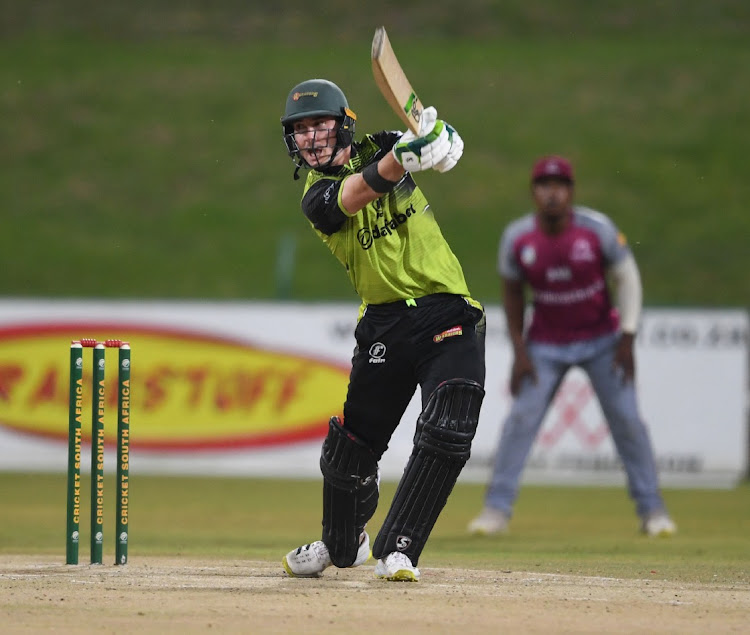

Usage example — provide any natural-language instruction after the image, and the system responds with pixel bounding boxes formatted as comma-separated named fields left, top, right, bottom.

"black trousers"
left=342, top=294, right=486, bottom=459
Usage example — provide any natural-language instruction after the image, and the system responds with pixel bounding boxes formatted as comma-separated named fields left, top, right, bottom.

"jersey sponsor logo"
left=535, top=279, right=605, bottom=305
left=570, top=238, right=595, bottom=262
left=368, top=342, right=386, bottom=364
left=433, top=325, right=463, bottom=343
left=546, top=266, right=572, bottom=282
left=356, top=203, right=417, bottom=250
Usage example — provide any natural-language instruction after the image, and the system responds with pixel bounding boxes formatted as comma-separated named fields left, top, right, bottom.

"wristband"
left=362, top=161, right=398, bottom=194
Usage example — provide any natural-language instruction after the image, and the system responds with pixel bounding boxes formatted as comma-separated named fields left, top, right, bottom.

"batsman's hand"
left=433, top=123, right=464, bottom=173
left=392, top=106, right=450, bottom=172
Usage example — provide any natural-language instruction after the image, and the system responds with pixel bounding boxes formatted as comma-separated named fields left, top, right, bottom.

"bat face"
left=371, top=26, right=423, bottom=134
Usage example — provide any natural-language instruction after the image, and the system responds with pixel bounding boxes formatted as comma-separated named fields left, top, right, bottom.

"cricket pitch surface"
left=1, top=555, right=748, bottom=633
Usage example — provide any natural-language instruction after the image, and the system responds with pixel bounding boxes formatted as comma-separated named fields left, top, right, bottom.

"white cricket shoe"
left=374, top=552, right=420, bottom=582
left=282, top=532, right=371, bottom=578
left=641, top=512, right=677, bottom=537
left=467, top=507, right=510, bottom=535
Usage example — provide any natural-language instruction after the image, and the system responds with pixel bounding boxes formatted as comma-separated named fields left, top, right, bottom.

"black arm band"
left=362, top=161, right=398, bottom=194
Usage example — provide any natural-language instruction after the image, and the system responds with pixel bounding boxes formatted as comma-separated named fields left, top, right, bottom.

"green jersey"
left=300, top=131, right=475, bottom=314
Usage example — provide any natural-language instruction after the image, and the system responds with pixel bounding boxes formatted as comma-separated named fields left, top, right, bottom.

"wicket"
left=66, top=339, right=131, bottom=565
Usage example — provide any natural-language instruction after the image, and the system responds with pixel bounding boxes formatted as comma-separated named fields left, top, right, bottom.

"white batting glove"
left=392, top=106, right=451, bottom=172
left=433, top=123, right=464, bottom=173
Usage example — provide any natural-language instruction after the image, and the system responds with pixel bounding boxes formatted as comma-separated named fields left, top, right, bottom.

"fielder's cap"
left=531, top=155, right=574, bottom=183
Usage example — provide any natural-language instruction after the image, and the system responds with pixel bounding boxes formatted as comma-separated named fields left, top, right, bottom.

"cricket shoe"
left=282, top=532, right=370, bottom=578
left=641, top=512, right=677, bottom=537
left=374, top=552, right=420, bottom=582
left=467, top=507, right=510, bottom=535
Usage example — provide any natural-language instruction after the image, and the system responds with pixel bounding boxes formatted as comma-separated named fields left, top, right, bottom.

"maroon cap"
left=531, top=155, right=574, bottom=183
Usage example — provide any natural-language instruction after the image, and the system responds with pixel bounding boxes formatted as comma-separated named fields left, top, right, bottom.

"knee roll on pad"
left=373, top=379, right=484, bottom=565
left=320, top=416, right=379, bottom=567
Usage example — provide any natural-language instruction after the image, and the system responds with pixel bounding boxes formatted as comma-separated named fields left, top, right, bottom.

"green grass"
left=1, top=1, right=749, bottom=305
left=4, top=473, right=749, bottom=585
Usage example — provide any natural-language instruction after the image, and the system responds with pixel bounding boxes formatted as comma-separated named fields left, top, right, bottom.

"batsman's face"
left=532, top=179, right=574, bottom=219
left=292, top=117, right=342, bottom=167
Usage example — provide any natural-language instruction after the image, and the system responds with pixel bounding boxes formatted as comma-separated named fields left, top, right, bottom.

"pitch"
left=2, top=555, right=749, bottom=633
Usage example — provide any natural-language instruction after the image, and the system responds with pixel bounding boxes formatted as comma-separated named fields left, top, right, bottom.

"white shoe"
left=282, top=532, right=371, bottom=578
left=641, top=512, right=677, bottom=537
left=468, top=507, right=510, bottom=535
left=374, top=552, right=420, bottom=582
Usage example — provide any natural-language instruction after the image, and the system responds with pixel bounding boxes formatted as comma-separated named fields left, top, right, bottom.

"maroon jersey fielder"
left=469, top=155, right=676, bottom=538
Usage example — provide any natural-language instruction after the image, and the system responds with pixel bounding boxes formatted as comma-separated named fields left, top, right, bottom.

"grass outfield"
left=3, top=473, right=748, bottom=584
left=2, top=2, right=749, bottom=305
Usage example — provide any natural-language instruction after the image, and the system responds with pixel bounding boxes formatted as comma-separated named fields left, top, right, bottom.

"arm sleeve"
left=300, top=132, right=401, bottom=235
left=610, top=254, right=642, bottom=334
left=301, top=179, right=347, bottom=235
left=370, top=130, right=401, bottom=153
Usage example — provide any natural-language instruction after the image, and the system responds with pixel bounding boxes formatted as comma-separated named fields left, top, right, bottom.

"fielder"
left=280, top=79, right=486, bottom=581
left=469, top=156, right=676, bottom=537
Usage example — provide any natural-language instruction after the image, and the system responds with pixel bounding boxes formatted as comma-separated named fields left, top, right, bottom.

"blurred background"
left=0, top=1, right=748, bottom=484
left=2, top=0, right=748, bottom=305
left=1, top=4, right=749, bottom=582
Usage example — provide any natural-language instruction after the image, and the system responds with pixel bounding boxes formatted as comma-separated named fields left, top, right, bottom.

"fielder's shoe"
left=282, top=532, right=371, bottom=578
left=641, top=512, right=677, bottom=537
left=374, top=552, right=420, bottom=582
left=467, top=507, right=510, bottom=535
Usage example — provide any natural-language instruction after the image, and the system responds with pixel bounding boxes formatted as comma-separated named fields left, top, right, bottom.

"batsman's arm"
left=339, top=152, right=405, bottom=214
left=339, top=107, right=449, bottom=214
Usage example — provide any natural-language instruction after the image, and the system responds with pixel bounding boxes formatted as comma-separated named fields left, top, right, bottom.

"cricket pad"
left=372, top=378, right=484, bottom=565
left=320, top=416, right=379, bottom=568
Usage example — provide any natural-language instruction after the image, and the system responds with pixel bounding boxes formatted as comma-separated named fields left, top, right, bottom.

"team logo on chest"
left=570, top=238, right=595, bottom=262
left=520, top=244, right=536, bottom=266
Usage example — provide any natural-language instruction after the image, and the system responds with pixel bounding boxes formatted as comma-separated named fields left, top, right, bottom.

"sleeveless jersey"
left=498, top=206, right=631, bottom=343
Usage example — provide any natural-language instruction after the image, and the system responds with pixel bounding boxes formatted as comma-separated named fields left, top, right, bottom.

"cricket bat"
left=371, top=26, right=423, bottom=134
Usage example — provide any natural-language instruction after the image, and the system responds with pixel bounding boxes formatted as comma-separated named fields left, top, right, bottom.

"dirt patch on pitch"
left=1, top=555, right=748, bottom=633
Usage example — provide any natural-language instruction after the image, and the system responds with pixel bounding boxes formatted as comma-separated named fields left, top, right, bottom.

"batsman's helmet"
left=281, top=79, right=357, bottom=173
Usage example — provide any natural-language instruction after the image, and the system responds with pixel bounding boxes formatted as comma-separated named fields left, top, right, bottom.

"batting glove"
left=433, top=123, right=463, bottom=173
left=392, top=106, right=451, bottom=172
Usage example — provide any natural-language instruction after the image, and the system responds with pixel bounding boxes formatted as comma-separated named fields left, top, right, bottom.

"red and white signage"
left=0, top=300, right=746, bottom=487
